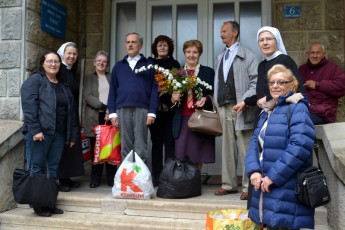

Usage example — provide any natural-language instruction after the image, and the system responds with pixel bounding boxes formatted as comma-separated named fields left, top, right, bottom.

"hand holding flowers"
left=135, top=64, right=212, bottom=107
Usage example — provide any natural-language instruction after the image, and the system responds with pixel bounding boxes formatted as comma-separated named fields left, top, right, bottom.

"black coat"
left=21, top=71, right=77, bottom=143
left=58, top=64, right=85, bottom=178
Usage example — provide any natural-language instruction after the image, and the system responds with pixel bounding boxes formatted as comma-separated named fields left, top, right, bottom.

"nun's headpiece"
left=257, top=26, right=287, bottom=55
left=57, top=42, right=77, bottom=60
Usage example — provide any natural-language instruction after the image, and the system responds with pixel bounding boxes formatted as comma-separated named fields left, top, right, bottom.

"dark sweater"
left=149, top=57, right=181, bottom=107
left=246, top=54, right=305, bottom=106
left=108, top=54, right=159, bottom=114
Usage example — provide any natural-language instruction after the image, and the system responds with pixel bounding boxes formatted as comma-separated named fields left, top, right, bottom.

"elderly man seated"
left=299, top=41, right=345, bottom=125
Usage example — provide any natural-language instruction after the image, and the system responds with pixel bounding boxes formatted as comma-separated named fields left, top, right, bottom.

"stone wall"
left=272, top=0, right=345, bottom=122
left=84, top=0, right=106, bottom=76
left=0, top=0, right=81, bottom=120
left=0, top=120, right=24, bottom=212
left=0, top=0, right=23, bottom=120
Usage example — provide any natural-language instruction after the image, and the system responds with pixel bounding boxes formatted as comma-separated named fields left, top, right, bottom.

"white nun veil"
left=257, top=26, right=287, bottom=55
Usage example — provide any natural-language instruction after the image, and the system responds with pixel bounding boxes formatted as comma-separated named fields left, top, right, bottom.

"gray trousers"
left=117, top=107, right=149, bottom=162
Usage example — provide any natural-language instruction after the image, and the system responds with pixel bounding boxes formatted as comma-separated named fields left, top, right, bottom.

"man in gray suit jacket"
left=213, top=21, right=258, bottom=200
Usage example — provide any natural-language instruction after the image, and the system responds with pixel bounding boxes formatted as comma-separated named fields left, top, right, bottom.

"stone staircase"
left=0, top=177, right=331, bottom=230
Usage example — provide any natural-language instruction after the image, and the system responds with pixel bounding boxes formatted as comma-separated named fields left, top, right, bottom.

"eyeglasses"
left=95, top=59, right=108, bottom=64
left=268, top=80, right=292, bottom=86
left=157, top=44, right=168, bottom=48
left=258, top=37, right=275, bottom=43
left=45, top=60, right=60, bottom=65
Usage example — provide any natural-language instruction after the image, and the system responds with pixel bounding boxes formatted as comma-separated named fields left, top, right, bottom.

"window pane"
left=152, top=6, right=172, bottom=40
left=213, top=3, right=235, bottom=66
left=240, top=1, right=262, bottom=59
left=116, top=2, right=136, bottom=61
left=177, top=5, right=197, bottom=65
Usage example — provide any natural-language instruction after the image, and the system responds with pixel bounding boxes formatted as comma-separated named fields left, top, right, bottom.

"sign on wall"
left=40, top=0, right=67, bottom=38
left=284, top=6, right=301, bottom=18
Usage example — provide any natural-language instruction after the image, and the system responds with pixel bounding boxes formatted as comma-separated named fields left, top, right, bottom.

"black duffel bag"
left=157, top=158, right=201, bottom=199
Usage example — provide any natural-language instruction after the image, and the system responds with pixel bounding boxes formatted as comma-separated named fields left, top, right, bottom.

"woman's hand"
left=33, top=132, right=44, bottom=141
left=69, top=142, right=75, bottom=148
left=250, top=172, right=262, bottom=191
left=195, top=96, right=207, bottom=108
left=257, top=96, right=267, bottom=108
left=261, top=176, right=273, bottom=193
left=171, top=92, right=181, bottom=103
left=105, top=111, right=109, bottom=122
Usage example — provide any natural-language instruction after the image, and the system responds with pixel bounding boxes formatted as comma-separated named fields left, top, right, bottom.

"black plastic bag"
left=157, top=158, right=201, bottom=198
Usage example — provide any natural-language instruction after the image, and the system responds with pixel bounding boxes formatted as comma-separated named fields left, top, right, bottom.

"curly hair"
left=151, top=35, right=175, bottom=58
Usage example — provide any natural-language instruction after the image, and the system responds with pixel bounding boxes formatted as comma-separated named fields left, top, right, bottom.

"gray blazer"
left=213, top=43, right=259, bottom=130
left=82, top=72, right=110, bottom=137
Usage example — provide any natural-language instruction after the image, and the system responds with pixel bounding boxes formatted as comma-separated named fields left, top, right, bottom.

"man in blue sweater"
left=108, top=32, right=158, bottom=162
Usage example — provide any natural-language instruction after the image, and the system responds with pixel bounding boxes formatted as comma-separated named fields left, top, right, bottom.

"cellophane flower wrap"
left=135, top=64, right=212, bottom=102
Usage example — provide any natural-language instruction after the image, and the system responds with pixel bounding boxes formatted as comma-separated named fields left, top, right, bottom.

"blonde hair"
left=267, top=64, right=299, bottom=92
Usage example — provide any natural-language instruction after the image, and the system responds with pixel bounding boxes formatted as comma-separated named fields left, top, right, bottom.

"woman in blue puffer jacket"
left=245, top=64, right=315, bottom=229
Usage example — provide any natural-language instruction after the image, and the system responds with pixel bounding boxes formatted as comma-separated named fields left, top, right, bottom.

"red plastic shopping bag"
left=93, top=124, right=121, bottom=165
left=81, top=131, right=91, bottom=162
left=112, top=150, right=154, bottom=199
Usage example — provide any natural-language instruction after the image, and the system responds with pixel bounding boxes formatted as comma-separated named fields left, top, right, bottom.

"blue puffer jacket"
left=245, top=92, right=315, bottom=229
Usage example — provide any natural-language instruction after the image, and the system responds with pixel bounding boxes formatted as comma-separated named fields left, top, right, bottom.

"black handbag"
left=295, top=144, right=331, bottom=208
left=12, top=144, right=58, bottom=206
left=188, top=100, right=222, bottom=136
left=157, top=158, right=201, bottom=199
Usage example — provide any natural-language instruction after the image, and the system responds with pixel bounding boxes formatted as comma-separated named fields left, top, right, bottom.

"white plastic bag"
left=112, top=150, right=154, bottom=199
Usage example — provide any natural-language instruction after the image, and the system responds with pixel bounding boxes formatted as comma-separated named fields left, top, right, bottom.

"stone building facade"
left=0, top=0, right=344, bottom=121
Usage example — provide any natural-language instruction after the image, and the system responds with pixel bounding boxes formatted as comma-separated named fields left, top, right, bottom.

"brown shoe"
left=214, top=187, right=238, bottom=196
left=240, top=192, right=249, bottom=200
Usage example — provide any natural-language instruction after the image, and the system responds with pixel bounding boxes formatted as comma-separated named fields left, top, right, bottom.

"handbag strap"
left=286, top=105, right=322, bottom=170
left=29, top=141, right=50, bottom=178
left=205, top=95, right=217, bottom=112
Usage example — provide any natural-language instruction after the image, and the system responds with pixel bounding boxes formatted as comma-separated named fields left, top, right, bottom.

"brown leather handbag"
left=188, top=103, right=222, bottom=136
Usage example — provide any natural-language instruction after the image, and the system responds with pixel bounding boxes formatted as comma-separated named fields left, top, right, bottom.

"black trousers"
left=149, top=110, right=175, bottom=179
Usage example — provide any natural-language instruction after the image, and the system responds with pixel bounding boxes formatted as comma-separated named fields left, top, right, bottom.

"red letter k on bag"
left=120, top=168, right=143, bottom=193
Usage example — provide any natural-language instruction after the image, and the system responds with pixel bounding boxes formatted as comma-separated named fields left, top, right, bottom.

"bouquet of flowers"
left=135, top=64, right=212, bottom=103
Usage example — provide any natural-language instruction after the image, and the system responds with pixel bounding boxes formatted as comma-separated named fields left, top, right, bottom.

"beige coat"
left=82, top=72, right=110, bottom=137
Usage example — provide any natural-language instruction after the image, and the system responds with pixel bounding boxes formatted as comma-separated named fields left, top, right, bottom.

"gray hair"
left=125, top=32, right=143, bottom=45
left=308, top=41, right=325, bottom=52
left=94, top=51, right=109, bottom=62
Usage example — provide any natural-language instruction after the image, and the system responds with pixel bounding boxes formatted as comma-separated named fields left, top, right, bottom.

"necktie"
left=224, top=49, right=230, bottom=60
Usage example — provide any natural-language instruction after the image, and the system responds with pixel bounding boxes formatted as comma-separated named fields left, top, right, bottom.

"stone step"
left=0, top=207, right=206, bottom=230
left=56, top=191, right=246, bottom=219
left=0, top=207, right=330, bottom=230
left=0, top=177, right=330, bottom=229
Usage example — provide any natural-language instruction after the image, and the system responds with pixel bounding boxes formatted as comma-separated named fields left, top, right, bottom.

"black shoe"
left=63, top=178, right=80, bottom=188
left=33, top=207, right=51, bottom=217
left=89, top=182, right=100, bottom=188
left=49, top=207, right=64, bottom=214
left=59, top=184, right=71, bottom=192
